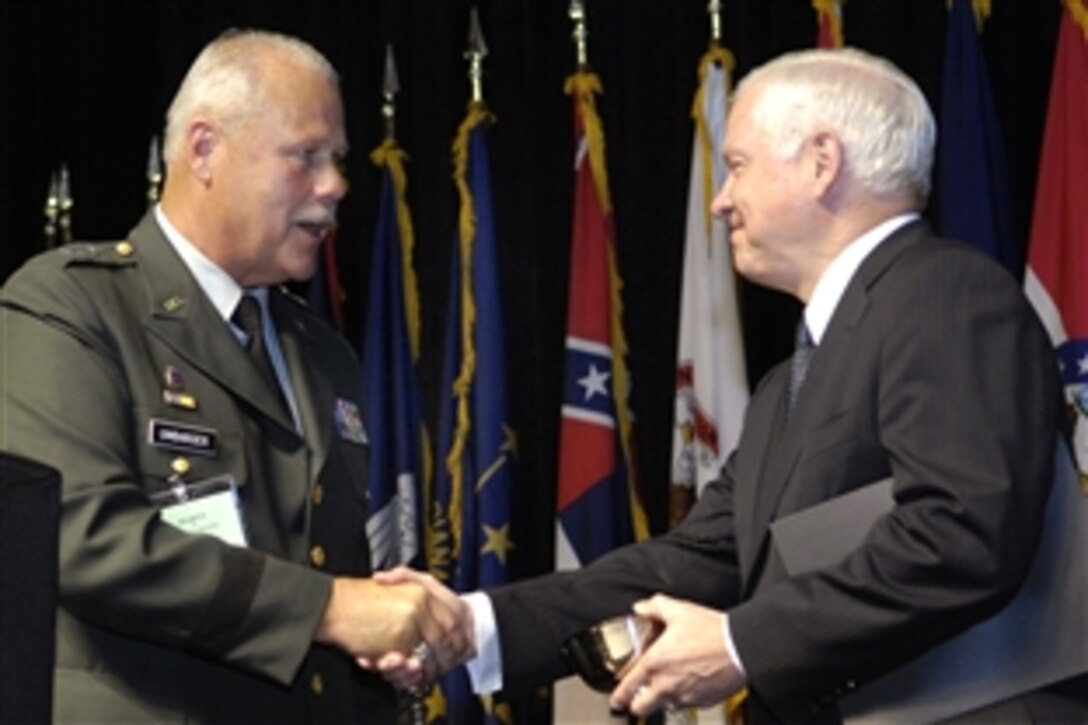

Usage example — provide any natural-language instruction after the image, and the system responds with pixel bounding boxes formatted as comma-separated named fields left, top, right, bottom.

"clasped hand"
left=316, top=567, right=474, bottom=687
left=608, top=594, right=747, bottom=716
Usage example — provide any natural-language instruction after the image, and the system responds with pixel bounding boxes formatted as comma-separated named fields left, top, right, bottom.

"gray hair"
left=736, top=47, right=935, bottom=204
left=163, top=29, right=339, bottom=162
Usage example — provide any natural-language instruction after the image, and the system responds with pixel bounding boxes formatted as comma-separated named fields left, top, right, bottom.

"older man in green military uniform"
left=0, top=29, right=468, bottom=723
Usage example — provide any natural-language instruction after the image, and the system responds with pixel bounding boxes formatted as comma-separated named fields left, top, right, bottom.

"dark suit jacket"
left=0, top=213, right=395, bottom=723
left=487, top=221, right=1063, bottom=723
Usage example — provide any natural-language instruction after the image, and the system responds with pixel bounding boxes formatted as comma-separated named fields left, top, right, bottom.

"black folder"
left=769, top=442, right=1088, bottom=723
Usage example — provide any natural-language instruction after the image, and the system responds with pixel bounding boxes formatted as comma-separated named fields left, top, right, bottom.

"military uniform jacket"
left=486, top=221, right=1063, bottom=723
left=0, top=213, right=395, bottom=723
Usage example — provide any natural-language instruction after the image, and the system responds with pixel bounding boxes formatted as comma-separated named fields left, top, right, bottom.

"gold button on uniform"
left=311, top=483, right=324, bottom=506
left=115, top=241, right=134, bottom=257
left=171, top=457, right=191, bottom=476
left=310, top=672, right=324, bottom=695
left=310, top=545, right=326, bottom=568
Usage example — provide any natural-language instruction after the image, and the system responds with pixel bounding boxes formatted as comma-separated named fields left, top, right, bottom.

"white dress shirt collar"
left=154, top=204, right=250, bottom=323
left=804, top=213, right=919, bottom=345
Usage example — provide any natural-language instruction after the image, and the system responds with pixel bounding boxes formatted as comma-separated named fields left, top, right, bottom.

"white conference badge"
left=153, top=474, right=248, bottom=547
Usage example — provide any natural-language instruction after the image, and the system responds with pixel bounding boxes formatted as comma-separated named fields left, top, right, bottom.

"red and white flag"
left=1024, top=0, right=1088, bottom=488
left=670, top=48, right=748, bottom=528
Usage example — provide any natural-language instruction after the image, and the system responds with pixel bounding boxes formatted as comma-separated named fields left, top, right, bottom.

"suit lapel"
left=132, top=214, right=296, bottom=432
left=739, top=221, right=928, bottom=583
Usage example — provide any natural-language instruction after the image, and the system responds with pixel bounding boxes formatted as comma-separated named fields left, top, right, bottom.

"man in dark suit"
left=0, top=30, right=464, bottom=723
left=378, top=47, right=1079, bottom=723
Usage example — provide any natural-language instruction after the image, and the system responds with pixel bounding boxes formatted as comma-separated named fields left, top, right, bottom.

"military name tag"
left=148, top=418, right=217, bottom=457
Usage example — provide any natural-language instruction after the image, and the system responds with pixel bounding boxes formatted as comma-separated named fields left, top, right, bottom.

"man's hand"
left=315, top=577, right=431, bottom=659
left=609, top=594, right=746, bottom=716
left=362, top=567, right=476, bottom=689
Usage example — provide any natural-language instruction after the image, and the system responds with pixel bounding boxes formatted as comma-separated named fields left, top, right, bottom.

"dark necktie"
left=232, top=294, right=290, bottom=418
left=787, top=318, right=815, bottom=415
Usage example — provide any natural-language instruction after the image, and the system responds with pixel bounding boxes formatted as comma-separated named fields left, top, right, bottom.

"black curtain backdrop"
left=0, top=0, right=1061, bottom=586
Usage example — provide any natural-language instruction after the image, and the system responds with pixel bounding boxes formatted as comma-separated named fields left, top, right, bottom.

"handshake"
left=314, top=567, right=474, bottom=690
left=314, top=566, right=747, bottom=717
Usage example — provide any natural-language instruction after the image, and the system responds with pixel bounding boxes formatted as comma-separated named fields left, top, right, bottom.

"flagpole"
left=42, top=171, right=59, bottom=249
left=382, top=44, right=398, bottom=141
left=146, top=136, right=162, bottom=208
left=569, top=0, right=589, bottom=71
left=708, top=0, right=723, bottom=48
left=57, top=164, right=73, bottom=245
left=465, top=7, right=487, bottom=106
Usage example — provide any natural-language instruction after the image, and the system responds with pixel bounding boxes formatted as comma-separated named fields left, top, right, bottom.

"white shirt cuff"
left=462, top=591, right=503, bottom=694
left=723, top=612, right=747, bottom=677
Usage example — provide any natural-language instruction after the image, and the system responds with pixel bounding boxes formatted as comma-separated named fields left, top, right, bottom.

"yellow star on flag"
left=481, top=522, right=514, bottom=566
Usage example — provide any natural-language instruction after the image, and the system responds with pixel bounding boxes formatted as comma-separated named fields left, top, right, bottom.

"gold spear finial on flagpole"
left=708, top=0, right=723, bottom=47
left=146, top=135, right=162, bottom=207
left=57, top=163, right=73, bottom=245
left=43, top=171, right=59, bottom=248
left=382, top=44, right=399, bottom=139
left=465, top=7, right=488, bottom=105
left=569, top=0, right=589, bottom=71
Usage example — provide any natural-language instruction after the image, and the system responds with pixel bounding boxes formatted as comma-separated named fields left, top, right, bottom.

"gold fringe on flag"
left=1069, top=0, right=1088, bottom=37
left=445, top=102, right=496, bottom=556
left=564, top=71, right=651, bottom=542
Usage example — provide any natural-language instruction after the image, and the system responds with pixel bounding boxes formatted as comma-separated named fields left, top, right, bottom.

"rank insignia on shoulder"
left=333, top=398, right=368, bottom=444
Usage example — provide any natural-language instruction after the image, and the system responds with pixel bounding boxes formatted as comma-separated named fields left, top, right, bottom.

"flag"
left=669, top=47, right=748, bottom=530
left=813, top=0, right=844, bottom=48
left=429, top=102, right=517, bottom=725
left=1024, top=0, right=1088, bottom=489
left=306, top=230, right=345, bottom=331
left=553, top=69, right=650, bottom=724
left=935, top=0, right=1020, bottom=276
left=362, top=139, right=428, bottom=571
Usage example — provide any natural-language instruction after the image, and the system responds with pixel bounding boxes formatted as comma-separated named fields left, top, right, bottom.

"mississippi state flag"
left=1024, top=0, right=1088, bottom=486
left=556, top=71, right=648, bottom=572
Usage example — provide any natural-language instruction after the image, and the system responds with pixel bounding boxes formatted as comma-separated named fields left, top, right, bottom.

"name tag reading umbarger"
left=152, top=474, right=248, bottom=547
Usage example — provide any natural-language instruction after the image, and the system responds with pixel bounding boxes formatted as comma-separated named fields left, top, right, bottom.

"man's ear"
left=187, top=119, right=219, bottom=185
left=809, top=131, right=844, bottom=194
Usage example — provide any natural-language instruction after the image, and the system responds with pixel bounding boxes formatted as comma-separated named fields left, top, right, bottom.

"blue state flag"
left=936, top=0, right=1020, bottom=276
left=363, top=140, right=426, bottom=571
left=429, top=104, right=516, bottom=725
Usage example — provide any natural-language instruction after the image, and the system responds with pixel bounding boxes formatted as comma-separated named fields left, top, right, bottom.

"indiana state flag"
left=363, top=139, right=428, bottom=570
left=429, top=101, right=516, bottom=725
left=936, top=0, right=1020, bottom=276
left=1024, top=0, right=1088, bottom=488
